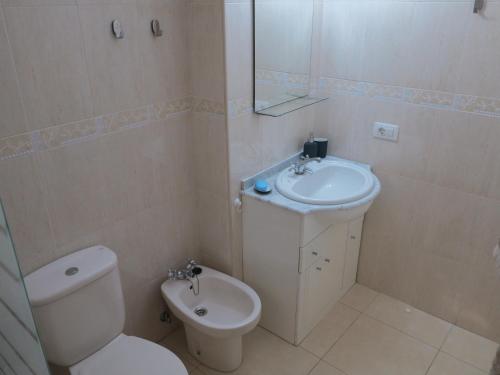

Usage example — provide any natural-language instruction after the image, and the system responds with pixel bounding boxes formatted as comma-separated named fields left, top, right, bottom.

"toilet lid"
left=70, top=335, right=188, bottom=375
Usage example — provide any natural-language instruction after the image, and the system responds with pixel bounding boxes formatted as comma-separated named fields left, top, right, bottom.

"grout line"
left=439, top=324, right=454, bottom=350
left=424, top=347, right=440, bottom=375
left=360, top=311, right=444, bottom=350
left=439, top=348, right=491, bottom=374
left=318, top=307, right=363, bottom=363
left=298, top=345, right=322, bottom=360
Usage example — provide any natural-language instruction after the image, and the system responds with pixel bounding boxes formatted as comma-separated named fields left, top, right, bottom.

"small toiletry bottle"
left=303, top=133, right=318, bottom=158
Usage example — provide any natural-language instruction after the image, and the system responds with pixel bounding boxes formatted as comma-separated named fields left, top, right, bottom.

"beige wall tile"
left=456, top=2, right=500, bottom=98
left=442, top=326, right=499, bottom=372
left=0, top=155, right=56, bottom=274
left=358, top=2, right=414, bottom=87
left=0, top=6, right=27, bottom=138
left=413, top=253, right=464, bottom=323
left=224, top=1, right=253, bottom=101
left=425, top=110, right=494, bottom=195
left=324, top=315, right=436, bottom=375
left=312, top=97, right=356, bottom=159
left=147, top=112, right=196, bottom=208
left=455, top=261, right=500, bottom=343
left=412, top=183, right=478, bottom=265
left=193, top=112, right=229, bottom=196
left=3, top=5, right=93, bottom=130
left=350, top=97, right=435, bottom=182
left=35, top=138, right=107, bottom=250
left=161, top=328, right=199, bottom=372
left=78, top=2, right=146, bottom=116
left=2, top=0, right=75, bottom=5
left=320, top=0, right=366, bottom=81
left=357, top=173, right=422, bottom=304
left=0, top=0, right=203, bottom=346
left=190, top=0, right=225, bottom=103
left=100, top=126, right=153, bottom=225
left=138, top=0, right=191, bottom=104
left=403, top=2, right=468, bottom=92
left=122, top=275, right=172, bottom=342
left=260, top=105, right=315, bottom=166
left=228, top=112, right=264, bottom=182
left=197, top=189, right=231, bottom=273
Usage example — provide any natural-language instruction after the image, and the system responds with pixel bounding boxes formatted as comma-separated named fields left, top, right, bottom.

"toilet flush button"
left=65, top=267, right=79, bottom=276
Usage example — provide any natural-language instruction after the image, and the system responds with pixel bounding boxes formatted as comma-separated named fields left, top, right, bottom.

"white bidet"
left=161, top=266, right=261, bottom=372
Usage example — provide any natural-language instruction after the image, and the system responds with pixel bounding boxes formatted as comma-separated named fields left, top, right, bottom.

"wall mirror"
left=254, top=0, right=327, bottom=117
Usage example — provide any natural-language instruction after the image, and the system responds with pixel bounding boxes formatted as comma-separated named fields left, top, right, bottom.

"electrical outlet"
left=373, top=122, right=399, bottom=142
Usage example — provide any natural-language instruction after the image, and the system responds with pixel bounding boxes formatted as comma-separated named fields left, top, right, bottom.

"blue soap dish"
left=254, top=179, right=272, bottom=194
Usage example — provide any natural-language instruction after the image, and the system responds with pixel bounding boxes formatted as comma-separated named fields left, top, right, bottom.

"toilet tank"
left=25, top=245, right=126, bottom=367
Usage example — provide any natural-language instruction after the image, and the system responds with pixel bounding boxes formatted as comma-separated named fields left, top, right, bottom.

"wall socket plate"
left=372, top=122, right=399, bottom=142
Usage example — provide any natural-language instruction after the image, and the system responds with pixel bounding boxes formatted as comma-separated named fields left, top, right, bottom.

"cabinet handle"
left=316, top=267, right=322, bottom=271
left=324, top=258, right=330, bottom=263
left=350, top=235, right=356, bottom=240
left=312, top=251, right=318, bottom=256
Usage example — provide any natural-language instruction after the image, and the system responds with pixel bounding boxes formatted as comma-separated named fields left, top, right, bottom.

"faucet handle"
left=167, top=268, right=177, bottom=280
left=186, top=259, right=197, bottom=269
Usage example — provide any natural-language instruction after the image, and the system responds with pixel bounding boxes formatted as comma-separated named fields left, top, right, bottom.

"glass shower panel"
left=0, top=200, right=50, bottom=375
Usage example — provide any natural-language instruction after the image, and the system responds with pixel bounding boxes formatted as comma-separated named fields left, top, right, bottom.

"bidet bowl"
left=161, top=266, right=261, bottom=371
left=161, top=266, right=261, bottom=339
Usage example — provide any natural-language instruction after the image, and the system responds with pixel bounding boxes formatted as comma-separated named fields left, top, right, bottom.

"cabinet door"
left=301, top=256, right=343, bottom=339
left=342, top=216, right=364, bottom=292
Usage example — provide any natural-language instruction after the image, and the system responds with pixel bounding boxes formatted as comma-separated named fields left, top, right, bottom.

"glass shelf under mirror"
left=255, top=96, right=328, bottom=117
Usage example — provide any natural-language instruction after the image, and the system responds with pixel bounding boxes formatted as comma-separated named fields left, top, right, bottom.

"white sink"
left=276, top=159, right=376, bottom=205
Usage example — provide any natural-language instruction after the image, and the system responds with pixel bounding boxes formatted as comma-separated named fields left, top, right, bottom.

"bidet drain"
left=194, top=307, right=207, bottom=316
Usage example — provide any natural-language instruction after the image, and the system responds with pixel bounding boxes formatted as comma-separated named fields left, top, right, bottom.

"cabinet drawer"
left=300, top=235, right=323, bottom=272
left=299, top=223, right=348, bottom=272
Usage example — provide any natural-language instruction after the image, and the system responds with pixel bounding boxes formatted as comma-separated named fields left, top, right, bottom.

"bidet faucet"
left=289, top=155, right=321, bottom=175
left=167, top=259, right=200, bottom=280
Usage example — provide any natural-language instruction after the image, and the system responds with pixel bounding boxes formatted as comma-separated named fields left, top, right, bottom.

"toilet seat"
left=69, top=334, right=188, bottom=375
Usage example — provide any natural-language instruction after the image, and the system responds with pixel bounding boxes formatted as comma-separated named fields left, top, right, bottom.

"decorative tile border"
left=0, top=96, right=223, bottom=161
left=231, top=76, right=500, bottom=121
left=317, top=77, right=500, bottom=117
left=0, top=133, right=32, bottom=160
left=228, top=97, right=253, bottom=118
left=151, top=97, right=193, bottom=120
left=192, top=97, right=225, bottom=115
left=39, top=118, right=101, bottom=149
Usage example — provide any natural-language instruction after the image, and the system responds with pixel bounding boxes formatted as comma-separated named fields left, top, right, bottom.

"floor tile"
left=301, top=302, right=360, bottom=357
left=340, top=284, right=378, bottom=312
left=365, top=294, right=452, bottom=348
left=324, top=315, right=437, bottom=375
left=161, top=327, right=199, bottom=372
left=441, top=326, right=499, bottom=372
left=309, top=361, right=346, bottom=375
left=199, top=327, right=319, bottom=375
left=427, top=352, right=486, bottom=375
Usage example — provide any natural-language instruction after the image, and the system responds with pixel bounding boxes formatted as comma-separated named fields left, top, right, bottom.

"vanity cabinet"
left=242, top=196, right=364, bottom=345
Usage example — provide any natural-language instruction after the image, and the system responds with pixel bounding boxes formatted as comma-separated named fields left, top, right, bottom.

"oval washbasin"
left=276, top=159, right=375, bottom=205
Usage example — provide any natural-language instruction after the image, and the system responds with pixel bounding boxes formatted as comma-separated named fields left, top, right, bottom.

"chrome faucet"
left=167, top=259, right=200, bottom=280
left=289, top=155, right=321, bottom=175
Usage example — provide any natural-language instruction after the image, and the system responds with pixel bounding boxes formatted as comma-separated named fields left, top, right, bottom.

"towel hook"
left=473, top=0, right=484, bottom=13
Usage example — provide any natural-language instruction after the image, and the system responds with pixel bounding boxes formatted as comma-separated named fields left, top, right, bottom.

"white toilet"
left=24, top=245, right=188, bottom=375
left=161, top=266, right=261, bottom=372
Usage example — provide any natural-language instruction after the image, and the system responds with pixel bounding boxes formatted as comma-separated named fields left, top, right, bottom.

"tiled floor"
left=161, top=284, right=499, bottom=375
